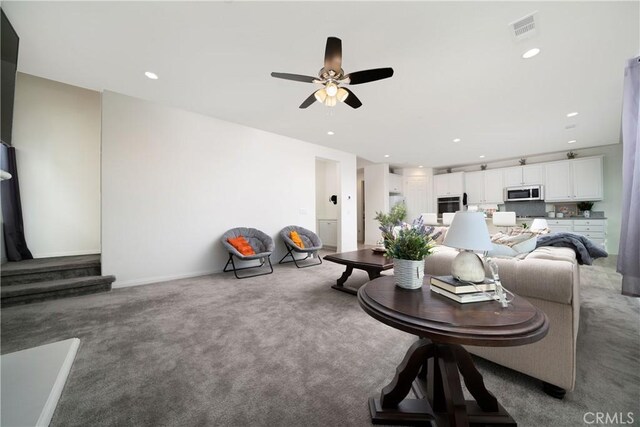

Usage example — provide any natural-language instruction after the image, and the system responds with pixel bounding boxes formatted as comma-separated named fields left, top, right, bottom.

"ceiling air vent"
left=509, top=12, right=538, bottom=41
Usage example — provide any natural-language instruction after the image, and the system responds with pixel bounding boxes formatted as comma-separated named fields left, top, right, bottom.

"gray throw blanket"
left=536, top=232, right=608, bottom=265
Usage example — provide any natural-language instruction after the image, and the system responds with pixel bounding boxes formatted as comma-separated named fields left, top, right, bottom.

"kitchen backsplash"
left=504, top=201, right=547, bottom=217
left=500, top=201, right=605, bottom=218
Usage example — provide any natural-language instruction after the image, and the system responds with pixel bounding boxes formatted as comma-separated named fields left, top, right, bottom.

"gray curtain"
left=618, top=56, right=640, bottom=297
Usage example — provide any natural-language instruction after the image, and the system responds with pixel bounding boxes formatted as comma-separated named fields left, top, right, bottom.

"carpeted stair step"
left=1, top=275, right=115, bottom=307
left=1, top=255, right=101, bottom=286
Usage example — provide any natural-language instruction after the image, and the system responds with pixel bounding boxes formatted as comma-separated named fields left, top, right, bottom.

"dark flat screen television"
left=1, top=9, right=19, bottom=145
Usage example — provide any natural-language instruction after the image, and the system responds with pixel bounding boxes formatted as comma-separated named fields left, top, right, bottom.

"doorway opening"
left=315, top=158, right=340, bottom=251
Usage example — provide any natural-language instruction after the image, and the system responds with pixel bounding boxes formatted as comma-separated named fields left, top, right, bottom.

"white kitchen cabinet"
left=572, top=158, right=604, bottom=200
left=434, top=172, right=464, bottom=197
left=545, top=157, right=603, bottom=202
left=504, top=165, right=544, bottom=187
left=464, top=171, right=484, bottom=204
left=547, top=219, right=574, bottom=233
left=546, top=218, right=607, bottom=249
left=388, top=173, right=403, bottom=194
left=464, top=170, right=503, bottom=204
left=484, top=169, right=504, bottom=203
left=317, top=219, right=337, bottom=248
left=545, top=162, right=573, bottom=201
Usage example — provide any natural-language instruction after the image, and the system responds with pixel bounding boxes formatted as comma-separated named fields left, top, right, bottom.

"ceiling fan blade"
left=341, top=88, right=362, bottom=109
left=324, top=37, right=342, bottom=72
left=345, top=68, right=394, bottom=85
left=271, top=72, right=318, bottom=83
left=299, top=91, right=318, bottom=109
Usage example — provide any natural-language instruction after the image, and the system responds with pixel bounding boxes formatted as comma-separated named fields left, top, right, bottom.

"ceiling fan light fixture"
left=325, top=82, right=338, bottom=97
left=324, top=96, right=337, bottom=107
left=337, top=87, right=349, bottom=102
left=314, top=89, right=327, bottom=103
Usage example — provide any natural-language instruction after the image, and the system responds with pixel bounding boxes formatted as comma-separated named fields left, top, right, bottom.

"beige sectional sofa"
left=424, top=245, right=580, bottom=397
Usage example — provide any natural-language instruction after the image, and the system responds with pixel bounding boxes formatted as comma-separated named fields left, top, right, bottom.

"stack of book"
left=430, top=275, right=496, bottom=304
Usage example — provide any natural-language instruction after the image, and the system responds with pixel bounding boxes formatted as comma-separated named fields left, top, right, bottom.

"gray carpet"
left=1, top=252, right=638, bottom=427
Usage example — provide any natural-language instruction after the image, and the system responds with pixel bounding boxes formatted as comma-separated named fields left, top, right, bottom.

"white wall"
left=101, top=92, right=356, bottom=287
left=11, top=73, right=101, bottom=258
left=315, top=159, right=339, bottom=220
left=364, top=163, right=389, bottom=245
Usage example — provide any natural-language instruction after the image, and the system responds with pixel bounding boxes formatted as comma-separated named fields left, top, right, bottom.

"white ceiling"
left=4, top=1, right=639, bottom=168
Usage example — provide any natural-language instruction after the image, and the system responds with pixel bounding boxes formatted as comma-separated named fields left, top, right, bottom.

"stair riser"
left=1, top=283, right=111, bottom=307
left=1, top=266, right=101, bottom=286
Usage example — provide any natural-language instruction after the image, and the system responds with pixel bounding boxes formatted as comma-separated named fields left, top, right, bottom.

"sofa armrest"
left=508, top=258, right=577, bottom=304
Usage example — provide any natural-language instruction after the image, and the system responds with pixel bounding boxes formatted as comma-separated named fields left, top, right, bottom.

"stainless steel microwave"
left=504, top=185, right=544, bottom=202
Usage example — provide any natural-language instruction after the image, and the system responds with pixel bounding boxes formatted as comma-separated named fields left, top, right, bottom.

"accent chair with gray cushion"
left=278, top=225, right=323, bottom=268
left=221, top=227, right=275, bottom=279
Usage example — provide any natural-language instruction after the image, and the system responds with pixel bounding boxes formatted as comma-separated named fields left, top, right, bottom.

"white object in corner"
left=492, top=212, right=517, bottom=227
left=0, top=169, right=12, bottom=181
left=388, top=172, right=403, bottom=194
left=317, top=219, right=337, bottom=247
left=1, top=338, right=80, bottom=427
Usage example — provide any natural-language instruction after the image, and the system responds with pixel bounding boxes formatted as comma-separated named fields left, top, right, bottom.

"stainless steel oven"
left=437, top=196, right=461, bottom=217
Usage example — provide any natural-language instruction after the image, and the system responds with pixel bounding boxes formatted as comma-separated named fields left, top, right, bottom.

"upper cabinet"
left=464, top=169, right=504, bottom=204
left=464, top=171, right=484, bottom=204
left=388, top=173, right=403, bottom=194
left=434, top=172, right=464, bottom=197
left=484, top=169, right=504, bottom=203
left=504, top=165, right=544, bottom=187
left=545, top=156, right=603, bottom=202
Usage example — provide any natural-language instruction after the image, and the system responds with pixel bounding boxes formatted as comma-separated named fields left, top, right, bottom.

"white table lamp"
left=443, top=212, right=492, bottom=283
left=530, top=218, right=549, bottom=231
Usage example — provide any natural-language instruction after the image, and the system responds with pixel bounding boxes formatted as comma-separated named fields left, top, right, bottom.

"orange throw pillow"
left=290, top=231, right=305, bottom=248
left=227, top=236, right=255, bottom=256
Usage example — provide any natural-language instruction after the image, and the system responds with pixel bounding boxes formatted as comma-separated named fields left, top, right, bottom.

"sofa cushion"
left=427, top=226, right=448, bottom=245
left=489, top=232, right=537, bottom=256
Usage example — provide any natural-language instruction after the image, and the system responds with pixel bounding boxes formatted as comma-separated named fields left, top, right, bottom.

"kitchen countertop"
left=483, top=216, right=607, bottom=221
left=515, top=216, right=607, bottom=220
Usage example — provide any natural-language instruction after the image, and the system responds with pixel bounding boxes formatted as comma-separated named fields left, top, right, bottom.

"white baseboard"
left=33, top=250, right=101, bottom=259
left=112, top=269, right=220, bottom=289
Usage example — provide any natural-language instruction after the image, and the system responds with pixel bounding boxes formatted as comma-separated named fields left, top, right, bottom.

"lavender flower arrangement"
left=381, top=217, right=436, bottom=261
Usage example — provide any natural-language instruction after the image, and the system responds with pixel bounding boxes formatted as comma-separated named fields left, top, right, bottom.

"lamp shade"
left=443, top=212, right=492, bottom=251
left=530, top=218, right=549, bottom=231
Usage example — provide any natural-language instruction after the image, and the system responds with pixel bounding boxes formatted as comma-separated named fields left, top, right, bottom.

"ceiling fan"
left=270, top=37, right=394, bottom=109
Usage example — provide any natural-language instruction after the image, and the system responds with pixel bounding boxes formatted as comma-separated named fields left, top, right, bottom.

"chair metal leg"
left=224, top=253, right=273, bottom=279
left=278, top=244, right=322, bottom=268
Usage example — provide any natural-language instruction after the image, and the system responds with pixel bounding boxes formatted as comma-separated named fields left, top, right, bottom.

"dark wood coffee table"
left=358, top=275, right=549, bottom=426
left=324, top=249, right=394, bottom=295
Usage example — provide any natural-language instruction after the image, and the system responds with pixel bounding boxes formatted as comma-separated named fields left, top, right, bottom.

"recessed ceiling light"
left=568, top=140, right=576, bottom=144
left=145, top=71, right=158, bottom=80
left=418, top=165, right=424, bottom=168
left=479, top=155, right=486, bottom=158
left=327, top=131, right=334, bottom=135
left=566, top=112, right=579, bottom=118
left=384, top=154, right=390, bottom=158
left=453, top=138, right=461, bottom=143
left=522, top=48, right=541, bottom=59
